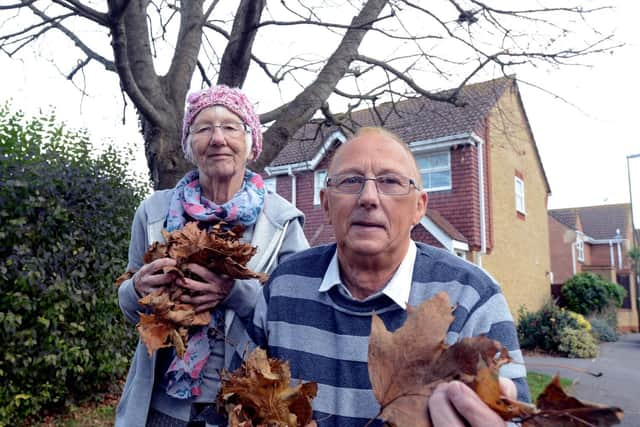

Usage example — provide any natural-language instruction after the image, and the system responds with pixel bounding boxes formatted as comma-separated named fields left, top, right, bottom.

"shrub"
left=517, top=301, right=582, bottom=353
left=561, top=272, right=626, bottom=315
left=589, top=317, right=618, bottom=342
left=558, top=327, right=599, bottom=358
left=0, top=103, right=149, bottom=424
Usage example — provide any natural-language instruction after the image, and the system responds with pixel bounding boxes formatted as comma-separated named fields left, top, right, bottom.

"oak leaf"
left=218, top=348, right=318, bottom=427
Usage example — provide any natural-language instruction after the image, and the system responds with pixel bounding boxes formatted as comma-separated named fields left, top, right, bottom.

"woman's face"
left=189, top=106, right=252, bottom=183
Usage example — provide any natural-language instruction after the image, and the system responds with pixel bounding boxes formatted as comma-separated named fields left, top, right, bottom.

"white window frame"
left=416, top=151, right=452, bottom=192
left=263, top=177, right=277, bottom=194
left=514, top=176, right=526, bottom=214
left=576, top=232, right=585, bottom=263
left=313, top=170, right=327, bottom=205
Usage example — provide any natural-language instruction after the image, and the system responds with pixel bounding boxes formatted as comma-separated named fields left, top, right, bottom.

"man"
left=245, top=127, right=528, bottom=426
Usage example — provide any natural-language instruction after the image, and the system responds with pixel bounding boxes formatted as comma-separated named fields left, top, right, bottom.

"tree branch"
left=355, top=54, right=455, bottom=103
left=51, top=0, right=109, bottom=25
left=217, top=0, right=266, bottom=87
left=27, top=4, right=115, bottom=71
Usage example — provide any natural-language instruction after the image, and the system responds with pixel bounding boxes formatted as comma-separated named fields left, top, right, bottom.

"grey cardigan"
left=115, top=189, right=308, bottom=427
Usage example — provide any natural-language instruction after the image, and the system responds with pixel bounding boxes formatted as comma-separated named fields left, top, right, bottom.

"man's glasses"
left=326, top=173, right=419, bottom=195
left=190, top=122, right=248, bottom=140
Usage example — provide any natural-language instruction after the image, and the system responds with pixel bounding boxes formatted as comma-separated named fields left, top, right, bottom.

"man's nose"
left=358, top=179, right=380, bottom=206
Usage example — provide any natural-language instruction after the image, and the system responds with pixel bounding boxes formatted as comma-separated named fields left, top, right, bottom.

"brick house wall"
left=426, top=143, right=484, bottom=251
left=274, top=142, right=488, bottom=250
left=548, top=215, right=576, bottom=284
left=479, top=85, right=551, bottom=315
left=590, top=244, right=616, bottom=267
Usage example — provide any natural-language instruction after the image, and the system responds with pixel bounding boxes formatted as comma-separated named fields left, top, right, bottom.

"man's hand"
left=176, top=263, right=234, bottom=313
left=428, top=377, right=517, bottom=427
left=133, top=257, right=177, bottom=297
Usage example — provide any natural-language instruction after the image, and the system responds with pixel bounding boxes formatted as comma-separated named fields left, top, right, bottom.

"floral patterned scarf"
left=166, top=169, right=265, bottom=232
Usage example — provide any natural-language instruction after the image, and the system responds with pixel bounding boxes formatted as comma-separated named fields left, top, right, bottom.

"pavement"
left=524, top=333, right=640, bottom=427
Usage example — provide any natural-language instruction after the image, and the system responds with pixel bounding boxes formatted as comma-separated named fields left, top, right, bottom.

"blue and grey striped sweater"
left=240, top=242, right=529, bottom=427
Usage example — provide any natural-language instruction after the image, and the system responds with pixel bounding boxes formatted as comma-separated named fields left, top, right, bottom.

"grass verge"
left=527, top=371, right=573, bottom=401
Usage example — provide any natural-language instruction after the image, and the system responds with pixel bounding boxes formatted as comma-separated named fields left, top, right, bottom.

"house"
left=262, top=76, right=552, bottom=316
left=548, top=204, right=639, bottom=332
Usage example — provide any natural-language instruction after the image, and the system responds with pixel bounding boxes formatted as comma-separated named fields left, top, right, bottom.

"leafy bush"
left=0, top=103, right=149, bottom=424
left=558, top=327, right=598, bottom=358
left=517, top=301, right=583, bottom=353
left=561, top=272, right=626, bottom=315
left=589, top=317, right=618, bottom=342
left=567, top=311, right=591, bottom=332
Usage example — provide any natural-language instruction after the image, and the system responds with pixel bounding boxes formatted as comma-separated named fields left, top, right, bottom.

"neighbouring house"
left=261, top=76, right=552, bottom=317
left=548, top=204, right=639, bottom=332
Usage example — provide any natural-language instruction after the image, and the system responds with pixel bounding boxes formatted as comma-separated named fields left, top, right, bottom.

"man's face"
left=320, top=132, right=427, bottom=261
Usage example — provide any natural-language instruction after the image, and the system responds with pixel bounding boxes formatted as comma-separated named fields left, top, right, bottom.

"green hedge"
left=561, top=272, right=626, bottom=315
left=0, top=103, right=148, bottom=425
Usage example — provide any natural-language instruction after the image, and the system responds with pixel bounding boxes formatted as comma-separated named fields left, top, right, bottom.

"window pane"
left=314, top=170, right=326, bottom=205
left=430, top=171, right=451, bottom=188
left=429, top=152, right=449, bottom=168
left=417, top=151, right=451, bottom=191
left=264, top=177, right=277, bottom=194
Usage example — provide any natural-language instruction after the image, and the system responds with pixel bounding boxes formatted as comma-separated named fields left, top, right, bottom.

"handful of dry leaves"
left=217, top=348, right=318, bottom=427
left=368, top=292, right=624, bottom=427
left=116, top=221, right=268, bottom=357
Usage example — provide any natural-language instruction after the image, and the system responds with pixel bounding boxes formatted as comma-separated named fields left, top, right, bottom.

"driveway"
left=524, top=333, right=640, bottom=427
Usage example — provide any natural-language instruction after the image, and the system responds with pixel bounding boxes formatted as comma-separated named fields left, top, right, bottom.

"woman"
left=115, top=85, right=309, bottom=426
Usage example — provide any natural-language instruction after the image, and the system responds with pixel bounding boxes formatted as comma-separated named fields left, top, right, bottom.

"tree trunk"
left=218, top=0, right=266, bottom=88
left=141, top=115, right=193, bottom=189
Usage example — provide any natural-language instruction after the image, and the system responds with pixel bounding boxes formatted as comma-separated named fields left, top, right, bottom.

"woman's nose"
left=209, top=126, right=227, bottom=145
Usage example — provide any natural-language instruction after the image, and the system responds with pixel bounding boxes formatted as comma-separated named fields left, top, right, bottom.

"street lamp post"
left=627, top=153, right=640, bottom=330
left=629, top=153, right=640, bottom=248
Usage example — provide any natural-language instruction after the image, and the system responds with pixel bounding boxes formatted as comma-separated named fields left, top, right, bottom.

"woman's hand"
left=133, top=257, right=178, bottom=297
left=176, top=263, right=234, bottom=313
left=428, top=377, right=517, bottom=427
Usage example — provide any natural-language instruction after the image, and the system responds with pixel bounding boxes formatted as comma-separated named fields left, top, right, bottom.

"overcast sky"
left=2, top=2, right=639, bottom=229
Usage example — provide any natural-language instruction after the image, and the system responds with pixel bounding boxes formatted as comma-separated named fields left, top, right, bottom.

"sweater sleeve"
left=117, top=200, right=149, bottom=325
left=477, top=293, right=531, bottom=403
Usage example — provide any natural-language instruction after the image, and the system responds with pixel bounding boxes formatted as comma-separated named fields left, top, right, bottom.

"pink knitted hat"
left=181, top=85, right=263, bottom=161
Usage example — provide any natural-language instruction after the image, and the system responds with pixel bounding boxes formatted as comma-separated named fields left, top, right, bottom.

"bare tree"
left=0, top=0, right=616, bottom=189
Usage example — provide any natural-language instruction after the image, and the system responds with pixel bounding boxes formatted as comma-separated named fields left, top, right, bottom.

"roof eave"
left=265, top=131, right=347, bottom=176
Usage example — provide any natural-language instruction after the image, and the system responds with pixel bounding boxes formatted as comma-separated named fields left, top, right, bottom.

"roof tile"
left=269, top=76, right=513, bottom=167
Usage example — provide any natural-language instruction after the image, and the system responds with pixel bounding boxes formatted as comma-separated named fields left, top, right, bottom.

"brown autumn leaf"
left=120, top=220, right=268, bottom=357
left=368, top=291, right=622, bottom=427
left=520, top=375, right=624, bottom=426
left=218, top=348, right=318, bottom=427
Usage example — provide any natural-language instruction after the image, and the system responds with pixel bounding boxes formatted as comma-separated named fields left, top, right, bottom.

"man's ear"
left=413, top=190, right=428, bottom=224
left=320, top=188, right=332, bottom=225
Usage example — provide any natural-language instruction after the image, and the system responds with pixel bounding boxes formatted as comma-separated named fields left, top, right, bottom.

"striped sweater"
left=243, top=242, right=529, bottom=427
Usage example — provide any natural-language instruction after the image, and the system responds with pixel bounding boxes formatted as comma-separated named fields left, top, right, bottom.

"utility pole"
left=627, top=153, right=640, bottom=330
left=629, top=153, right=640, bottom=248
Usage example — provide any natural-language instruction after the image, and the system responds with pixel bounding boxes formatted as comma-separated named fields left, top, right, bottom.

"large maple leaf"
left=368, top=291, right=623, bottom=427
left=218, top=348, right=318, bottom=427
left=116, top=221, right=268, bottom=357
